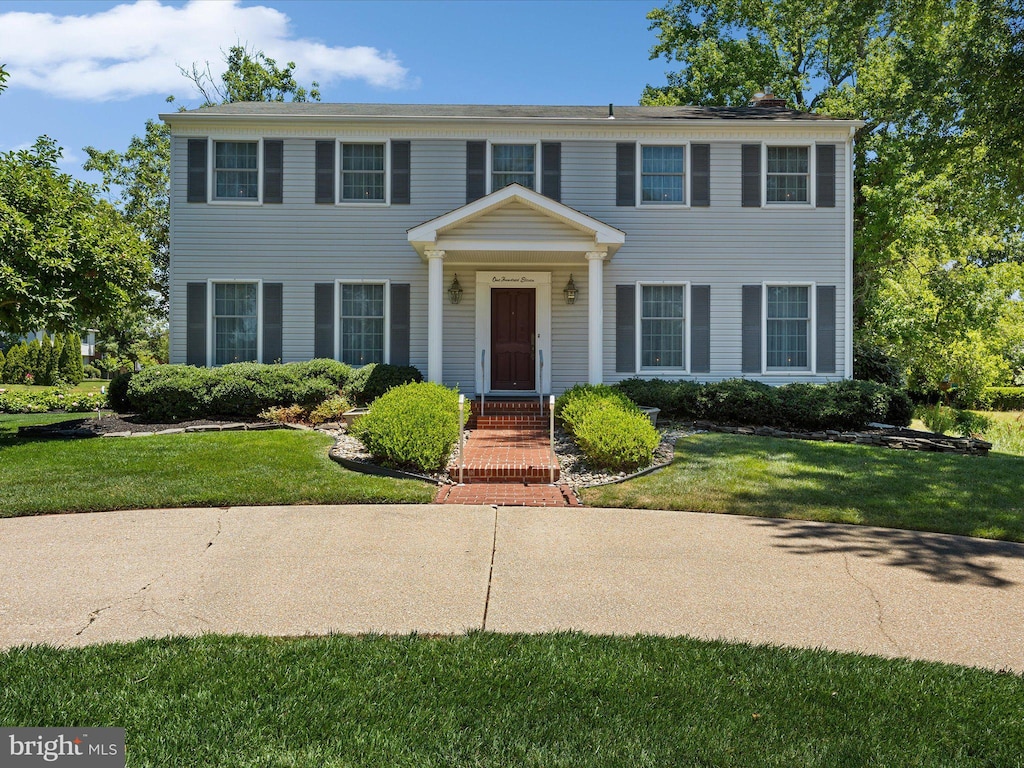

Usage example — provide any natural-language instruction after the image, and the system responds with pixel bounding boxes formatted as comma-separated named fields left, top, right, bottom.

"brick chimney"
left=749, top=88, right=788, bottom=108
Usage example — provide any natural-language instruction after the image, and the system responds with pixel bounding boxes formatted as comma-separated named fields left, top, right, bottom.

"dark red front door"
left=491, top=288, right=536, bottom=390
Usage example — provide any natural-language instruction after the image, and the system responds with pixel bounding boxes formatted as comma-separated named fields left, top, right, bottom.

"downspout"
left=845, top=125, right=855, bottom=379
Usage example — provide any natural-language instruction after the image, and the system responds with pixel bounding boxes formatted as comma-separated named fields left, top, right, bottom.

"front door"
left=491, top=288, right=536, bottom=390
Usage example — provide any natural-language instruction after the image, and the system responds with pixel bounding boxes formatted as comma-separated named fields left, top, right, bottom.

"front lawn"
left=583, top=432, right=1024, bottom=542
left=0, top=633, right=1020, bottom=767
left=0, top=412, right=85, bottom=434
left=0, top=429, right=433, bottom=515
left=0, top=380, right=110, bottom=394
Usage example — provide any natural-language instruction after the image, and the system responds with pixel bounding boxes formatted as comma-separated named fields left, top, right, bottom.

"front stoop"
left=439, top=399, right=573, bottom=507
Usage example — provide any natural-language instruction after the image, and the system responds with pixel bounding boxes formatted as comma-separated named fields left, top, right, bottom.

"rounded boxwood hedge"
left=351, top=381, right=466, bottom=472
left=555, top=384, right=660, bottom=472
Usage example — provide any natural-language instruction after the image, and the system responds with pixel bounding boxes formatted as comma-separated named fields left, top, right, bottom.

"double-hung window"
left=766, top=146, right=809, bottom=203
left=491, top=144, right=536, bottom=191
left=640, top=284, right=686, bottom=369
left=640, top=145, right=685, bottom=204
left=341, top=143, right=386, bottom=202
left=766, top=285, right=810, bottom=369
left=213, top=141, right=259, bottom=200
left=340, top=283, right=385, bottom=365
left=213, top=283, right=259, bottom=365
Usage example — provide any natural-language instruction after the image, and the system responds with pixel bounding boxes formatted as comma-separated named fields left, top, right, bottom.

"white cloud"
left=0, top=0, right=412, bottom=100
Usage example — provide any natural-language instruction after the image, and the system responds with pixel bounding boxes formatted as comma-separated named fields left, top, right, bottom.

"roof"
left=161, top=102, right=854, bottom=124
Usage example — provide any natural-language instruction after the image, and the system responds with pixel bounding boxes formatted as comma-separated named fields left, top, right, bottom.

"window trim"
left=336, top=139, right=391, bottom=206
left=762, top=142, right=816, bottom=208
left=635, top=281, right=691, bottom=374
left=636, top=141, right=691, bottom=208
left=486, top=140, right=541, bottom=194
left=208, top=138, right=263, bottom=205
left=207, top=279, right=263, bottom=366
left=762, top=281, right=816, bottom=374
left=334, top=279, right=391, bottom=364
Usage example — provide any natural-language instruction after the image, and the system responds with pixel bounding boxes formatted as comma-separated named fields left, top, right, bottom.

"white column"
left=586, top=251, right=606, bottom=385
left=426, top=249, right=445, bottom=383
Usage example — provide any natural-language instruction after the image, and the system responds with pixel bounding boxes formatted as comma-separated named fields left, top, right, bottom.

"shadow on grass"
left=749, top=517, right=1022, bottom=588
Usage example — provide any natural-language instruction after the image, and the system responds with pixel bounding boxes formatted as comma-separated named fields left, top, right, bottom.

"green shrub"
left=82, top=364, right=102, bottom=379
left=108, top=371, right=134, bottom=411
left=352, top=382, right=464, bottom=471
left=853, top=340, right=903, bottom=387
left=614, top=378, right=701, bottom=418
left=344, top=363, right=423, bottom=405
left=0, top=347, right=5, bottom=374
left=308, top=394, right=351, bottom=425
left=976, top=387, right=1024, bottom=411
left=918, top=405, right=994, bottom=437
left=698, top=379, right=777, bottom=424
left=127, top=366, right=215, bottom=421
left=293, top=359, right=352, bottom=388
left=573, top=399, right=660, bottom=472
left=1, top=344, right=27, bottom=384
left=555, top=383, right=637, bottom=423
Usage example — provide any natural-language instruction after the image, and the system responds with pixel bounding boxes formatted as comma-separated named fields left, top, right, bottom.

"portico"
left=407, top=184, right=625, bottom=392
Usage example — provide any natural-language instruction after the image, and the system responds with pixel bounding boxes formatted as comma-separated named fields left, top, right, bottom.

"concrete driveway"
left=2, top=505, right=1022, bottom=671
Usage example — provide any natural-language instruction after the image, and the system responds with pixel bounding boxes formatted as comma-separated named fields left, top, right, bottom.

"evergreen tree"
left=0, top=347, right=5, bottom=378
left=3, top=343, right=28, bottom=384
left=50, top=334, right=64, bottom=385
left=37, top=333, right=53, bottom=386
left=63, top=333, right=84, bottom=385
left=25, top=339, right=41, bottom=383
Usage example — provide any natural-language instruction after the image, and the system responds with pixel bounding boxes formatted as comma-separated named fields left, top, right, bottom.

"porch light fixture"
left=448, top=274, right=464, bottom=304
left=563, top=274, right=579, bottom=305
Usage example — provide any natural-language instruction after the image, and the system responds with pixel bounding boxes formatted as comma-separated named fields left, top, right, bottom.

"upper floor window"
left=341, top=143, right=386, bottom=202
left=491, top=144, right=536, bottom=191
left=641, top=145, right=685, bottom=204
left=641, top=284, right=686, bottom=369
left=766, top=285, right=810, bottom=369
left=213, top=282, right=258, bottom=365
left=214, top=141, right=258, bottom=200
left=766, top=146, right=809, bottom=203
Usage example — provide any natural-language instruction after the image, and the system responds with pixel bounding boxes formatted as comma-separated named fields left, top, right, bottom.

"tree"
left=643, top=0, right=1024, bottom=397
left=0, top=64, right=8, bottom=95
left=181, top=45, right=321, bottom=106
left=0, top=137, right=152, bottom=335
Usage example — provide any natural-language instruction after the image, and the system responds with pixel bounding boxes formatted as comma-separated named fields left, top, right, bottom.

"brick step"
left=451, top=464, right=560, bottom=483
left=470, top=400, right=544, bottom=416
left=472, top=416, right=549, bottom=429
left=435, top=482, right=579, bottom=507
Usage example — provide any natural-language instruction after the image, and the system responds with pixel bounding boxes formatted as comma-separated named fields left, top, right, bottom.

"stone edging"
left=689, top=421, right=992, bottom=455
left=16, top=421, right=289, bottom=439
left=328, top=450, right=439, bottom=484
left=578, top=455, right=675, bottom=489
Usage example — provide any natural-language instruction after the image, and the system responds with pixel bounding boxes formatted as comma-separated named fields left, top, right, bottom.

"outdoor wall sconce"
left=448, top=274, right=463, bottom=304
left=563, top=274, right=578, bottom=305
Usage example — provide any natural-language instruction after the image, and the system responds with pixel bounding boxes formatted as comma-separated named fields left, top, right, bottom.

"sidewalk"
left=2, top=505, right=1022, bottom=671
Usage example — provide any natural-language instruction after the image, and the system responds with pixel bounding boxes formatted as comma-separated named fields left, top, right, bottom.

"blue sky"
left=0, top=0, right=671, bottom=183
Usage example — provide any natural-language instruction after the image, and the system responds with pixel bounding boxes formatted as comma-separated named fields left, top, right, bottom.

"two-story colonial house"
left=162, top=102, right=861, bottom=396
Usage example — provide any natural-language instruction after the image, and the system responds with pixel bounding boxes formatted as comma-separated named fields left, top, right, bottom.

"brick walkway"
left=434, top=399, right=578, bottom=507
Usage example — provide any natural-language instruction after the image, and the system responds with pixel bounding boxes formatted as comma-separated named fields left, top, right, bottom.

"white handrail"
left=479, top=349, right=486, bottom=417
left=549, top=394, right=556, bottom=484
left=538, top=348, right=544, bottom=416
left=458, top=393, right=465, bottom=485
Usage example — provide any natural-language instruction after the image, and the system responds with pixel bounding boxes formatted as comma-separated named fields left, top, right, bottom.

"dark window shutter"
left=690, top=285, right=711, bottom=373
left=691, top=144, right=711, bottom=207
left=615, top=285, right=636, bottom=373
left=186, top=282, right=207, bottom=366
left=262, top=283, right=283, bottom=363
left=315, top=141, right=335, bottom=204
left=391, top=140, right=411, bottom=204
left=466, top=141, right=486, bottom=203
left=263, top=140, right=283, bottom=204
left=616, top=143, right=635, bottom=206
left=816, top=144, right=836, bottom=208
left=314, top=283, right=335, bottom=359
left=389, top=283, right=411, bottom=366
left=816, top=285, right=837, bottom=373
left=741, top=144, right=762, bottom=207
left=741, top=285, right=762, bottom=373
left=541, top=142, right=561, bottom=202
left=187, top=139, right=207, bottom=203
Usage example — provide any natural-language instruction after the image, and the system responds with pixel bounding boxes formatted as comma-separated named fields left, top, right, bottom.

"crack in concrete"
left=481, top=506, right=499, bottom=631
left=204, top=515, right=223, bottom=552
left=841, top=550, right=901, bottom=653
left=74, top=577, right=160, bottom=638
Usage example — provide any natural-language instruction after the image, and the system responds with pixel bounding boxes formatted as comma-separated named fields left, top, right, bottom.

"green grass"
left=0, top=429, right=433, bottom=515
left=912, top=410, right=1024, bottom=456
left=583, top=432, right=1024, bottom=541
left=0, top=379, right=110, bottom=394
left=0, top=633, right=1020, bottom=767
left=0, top=412, right=85, bottom=433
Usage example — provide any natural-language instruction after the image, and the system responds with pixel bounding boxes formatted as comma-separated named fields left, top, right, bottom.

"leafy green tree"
left=0, top=137, right=152, bottom=336
left=181, top=44, right=321, bottom=106
left=643, top=0, right=1024, bottom=396
left=0, top=64, right=8, bottom=94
